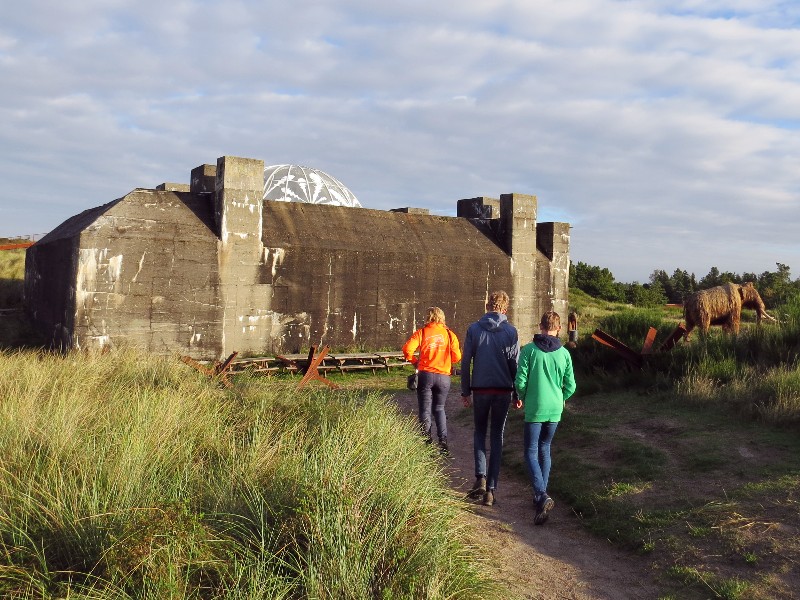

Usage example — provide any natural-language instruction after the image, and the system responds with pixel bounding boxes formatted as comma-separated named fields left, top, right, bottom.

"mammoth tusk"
left=761, top=312, right=778, bottom=322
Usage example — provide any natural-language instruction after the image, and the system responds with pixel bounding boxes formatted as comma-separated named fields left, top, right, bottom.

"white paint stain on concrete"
left=131, top=252, right=146, bottom=283
left=265, top=247, right=285, bottom=279
left=351, top=312, right=358, bottom=340
left=321, top=257, right=333, bottom=344
left=237, top=313, right=273, bottom=335
left=484, top=263, right=492, bottom=306
left=238, top=314, right=271, bottom=324
left=78, top=248, right=124, bottom=309
left=86, top=334, right=111, bottom=349
left=76, top=249, right=100, bottom=307
left=107, top=254, right=123, bottom=283
left=220, top=212, right=228, bottom=244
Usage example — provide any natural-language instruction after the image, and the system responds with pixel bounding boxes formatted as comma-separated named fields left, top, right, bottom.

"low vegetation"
left=539, top=291, right=800, bottom=599
left=3, top=246, right=800, bottom=598
left=0, top=349, right=493, bottom=599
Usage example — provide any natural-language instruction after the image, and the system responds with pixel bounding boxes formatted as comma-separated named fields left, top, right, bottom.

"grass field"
left=546, top=290, right=800, bottom=599
left=322, top=316, right=800, bottom=600
left=539, top=390, right=800, bottom=599
left=0, top=349, right=495, bottom=599
left=3, top=248, right=800, bottom=598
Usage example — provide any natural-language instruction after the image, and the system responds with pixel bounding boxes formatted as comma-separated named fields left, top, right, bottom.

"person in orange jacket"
left=403, top=307, right=462, bottom=453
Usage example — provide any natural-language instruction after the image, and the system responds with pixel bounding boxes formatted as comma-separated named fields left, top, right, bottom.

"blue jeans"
left=524, top=421, right=559, bottom=499
left=472, top=392, right=512, bottom=490
left=417, top=371, right=451, bottom=442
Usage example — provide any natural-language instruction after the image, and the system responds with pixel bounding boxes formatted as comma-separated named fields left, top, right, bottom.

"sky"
left=2, top=0, right=799, bottom=283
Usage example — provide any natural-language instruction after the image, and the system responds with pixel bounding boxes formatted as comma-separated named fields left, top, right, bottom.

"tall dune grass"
left=0, top=349, right=492, bottom=598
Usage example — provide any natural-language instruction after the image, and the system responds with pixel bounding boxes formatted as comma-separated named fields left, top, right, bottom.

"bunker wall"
left=24, top=237, right=78, bottom=348
left=25, top=155, right=570, bottom=359
left=69, top=191, right=224, bottom=354
left=211, top=200, right=516, bottom=354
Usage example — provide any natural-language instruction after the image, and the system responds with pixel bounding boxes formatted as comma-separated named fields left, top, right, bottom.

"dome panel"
left=263, top=164, right=362, bottom=208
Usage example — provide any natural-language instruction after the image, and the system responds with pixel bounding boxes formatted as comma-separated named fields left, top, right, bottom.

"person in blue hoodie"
left=460, top=290, right=521, bottom=507
left=515, top=311, right=576, bottom=525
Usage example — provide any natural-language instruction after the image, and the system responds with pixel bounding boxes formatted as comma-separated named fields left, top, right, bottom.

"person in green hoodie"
left=515, top=311, right=576, bottom=525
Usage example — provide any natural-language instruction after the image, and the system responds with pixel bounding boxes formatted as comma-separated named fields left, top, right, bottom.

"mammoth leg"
left=699, top=311, right=711, bottom=337
left=730, top=311, right=741, bottom=334
left=683, top=313, right=695, bottom=341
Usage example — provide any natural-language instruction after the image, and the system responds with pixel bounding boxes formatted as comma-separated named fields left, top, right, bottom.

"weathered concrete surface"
left=261, top=201, right=515, bottom=352
left=25, top=155, right=570, bottom=359
left=26, top=190, right=223, bottom=355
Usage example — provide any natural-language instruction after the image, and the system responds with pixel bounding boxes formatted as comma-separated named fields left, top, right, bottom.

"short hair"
left=540, top=311, right=561, bottom=331
left=426, top=306, right=446, bottom=324
left=487, top=291, right=510, bottom=313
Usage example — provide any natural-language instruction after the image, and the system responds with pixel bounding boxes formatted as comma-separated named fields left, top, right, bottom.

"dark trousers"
left=472, top=392, right=512, bottom=490
left=417, top=371, right=451, bottom=442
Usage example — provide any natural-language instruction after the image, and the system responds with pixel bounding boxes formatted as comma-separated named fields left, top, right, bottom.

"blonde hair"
left=487, top=291, right=510, bottom=313
left=426, top=306, right=446, bottom=324
left=540, top=311, right=561, bottom=331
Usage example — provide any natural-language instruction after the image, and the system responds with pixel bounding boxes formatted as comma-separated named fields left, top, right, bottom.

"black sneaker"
left=534, top=495, right=554, bottom=525
left=438, top=438, right=449, bottom=455
left=482, top=489, right=495, bottom=506
left=468, top=476, right=486, bottom=499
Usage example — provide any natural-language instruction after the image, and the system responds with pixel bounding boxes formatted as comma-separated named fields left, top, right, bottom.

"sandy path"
left=392, top=388, right=662, bottom=600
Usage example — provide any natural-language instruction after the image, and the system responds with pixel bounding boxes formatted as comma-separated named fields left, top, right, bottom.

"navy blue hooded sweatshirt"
left=460, top=312, right=520, bottom=395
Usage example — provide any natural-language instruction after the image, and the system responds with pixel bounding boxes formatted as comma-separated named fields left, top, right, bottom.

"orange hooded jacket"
left=402, top=322, right=462, bottom=375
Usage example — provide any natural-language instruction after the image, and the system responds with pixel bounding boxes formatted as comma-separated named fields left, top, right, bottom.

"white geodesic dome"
left=263, top=164, right=362, bottom=208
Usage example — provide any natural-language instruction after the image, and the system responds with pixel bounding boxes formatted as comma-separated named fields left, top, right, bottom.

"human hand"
left=461, top=394, right=472, bottom=408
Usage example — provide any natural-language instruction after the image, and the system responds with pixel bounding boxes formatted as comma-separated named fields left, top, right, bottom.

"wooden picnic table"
left=227, top=356, right=283, bottom=374
left=274, top=353, right=313, bottom=372
left=373, top=351, right=410, bottom=370
left=275, top=351, right=411, bottom=374
left=183, top=350, right=412, bottom=380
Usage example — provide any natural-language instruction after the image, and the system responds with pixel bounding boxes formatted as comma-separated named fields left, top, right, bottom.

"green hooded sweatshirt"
left=515, top=334, right=576, bottom=423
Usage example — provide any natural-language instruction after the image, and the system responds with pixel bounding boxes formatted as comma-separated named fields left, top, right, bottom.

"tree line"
left=570, top=262, right=797, bottom=308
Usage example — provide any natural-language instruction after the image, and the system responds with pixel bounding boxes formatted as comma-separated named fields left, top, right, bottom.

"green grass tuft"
left=0, top=349, right=495, bottom=599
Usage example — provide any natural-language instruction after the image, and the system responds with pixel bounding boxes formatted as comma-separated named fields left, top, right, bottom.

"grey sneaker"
left=482, top=489, right=495, bottom=506
left=468, top=476, right=487, bottom=499
left=534, top=494, right=554, bottom=525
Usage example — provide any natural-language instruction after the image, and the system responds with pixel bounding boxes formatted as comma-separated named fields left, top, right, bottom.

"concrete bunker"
left=25, top=156, right=570, bottom=359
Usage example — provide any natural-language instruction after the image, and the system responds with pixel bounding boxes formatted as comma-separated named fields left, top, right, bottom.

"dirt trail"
left=392, top=389, right=662, bottom=600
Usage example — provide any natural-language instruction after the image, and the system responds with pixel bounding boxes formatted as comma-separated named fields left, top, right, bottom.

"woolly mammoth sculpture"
left=683, top=282, right=776, bottom=340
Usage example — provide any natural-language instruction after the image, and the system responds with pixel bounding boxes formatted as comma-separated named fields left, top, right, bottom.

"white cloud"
left=1, top=0, right=799, bottom=281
